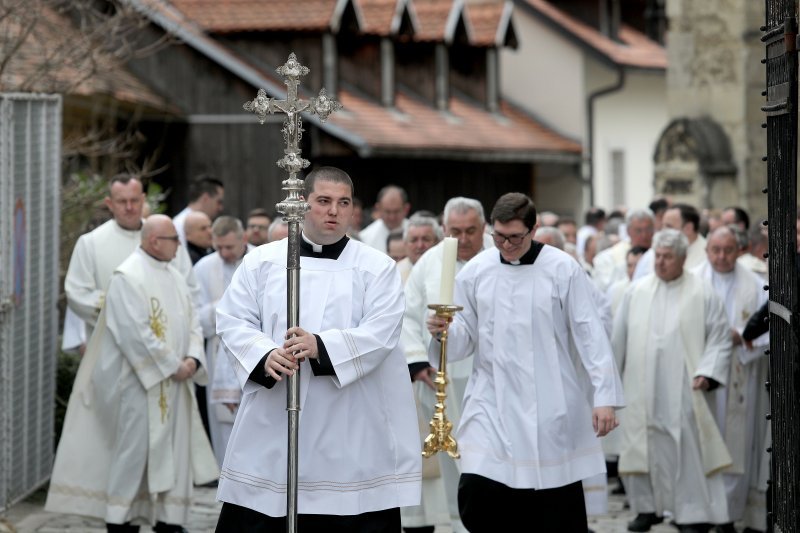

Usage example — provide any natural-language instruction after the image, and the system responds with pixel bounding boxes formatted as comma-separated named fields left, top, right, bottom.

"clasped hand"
left=172, top=357, right=197, bottom=381
left=264, top=327, right=318, bottom=381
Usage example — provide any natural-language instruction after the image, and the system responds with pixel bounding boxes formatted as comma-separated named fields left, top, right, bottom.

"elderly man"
left=359, top=185, right=411, bottom=253
left=214, top=167, right=420, bottom=531
left=396, top=214, right=442, bottom=284
left=401, top=197, right=489, bottom=533
left=193, top=216, right=253, bottom=467
left=612, top=229, right=732, bottom=533
left=267, top=218, right=289, bottom=242
left=691, top=226, right=768, bottom=533
left=46, top=215, right=218, bottom=532
left=245, top=208, right=272, bottom=246
left=592, top=208, right=655, bottom=292
left=427, top=193, right=623, bottom=532
left=64, top=175, right=199, bottom=341
left=173, top=175, right=225, bottom=246
left=634, top=204, right=706, bottom=281
left=184, top=211, right=213, bottom=264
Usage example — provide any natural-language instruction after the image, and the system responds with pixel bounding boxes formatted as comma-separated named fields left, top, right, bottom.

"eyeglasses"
left=491, top=230, right=531, bottom=245
left=156, top=235, right=180, bottom=242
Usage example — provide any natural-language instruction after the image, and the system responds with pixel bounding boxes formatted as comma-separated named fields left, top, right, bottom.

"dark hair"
left=247, top=208, right=271, bottom=220
left=188, top=175, right=224, bottom=202
left=303, top=166, right=354, bottom=198
left=490, top=193, right=537, bottom=230
left=108, top=174, right=143, bottom=194
left=386, top=232, right=404, bottom=248
left=628, top=245, right=649, bottom=257
left=724, top=206, right=750, bottom=230
left=648, top=197, right=669, bottom=215
left=671, top=203, right=700, bottom=232
left=584, top=207, right=606, bottom=226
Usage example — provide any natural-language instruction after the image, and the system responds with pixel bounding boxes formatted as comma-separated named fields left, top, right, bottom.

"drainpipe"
left=585, top=66, right=625, bottom=206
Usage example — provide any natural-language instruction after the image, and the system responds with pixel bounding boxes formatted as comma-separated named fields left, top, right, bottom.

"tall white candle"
left=439, top=237, right=458, bottom=305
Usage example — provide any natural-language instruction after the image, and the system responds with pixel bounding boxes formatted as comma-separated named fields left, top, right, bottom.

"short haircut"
left=670, top=203, right=700, bottom=232
left=211, top=216, right=243, bottom=238
left=726, top=224, right=749, bottom=249
left=404, top=214, right=443, bottom=241
left=386, top=232, right=404, bottom=249
left=303, top=166, right=354, bottom=198
left=267, top=218, right=289, bottom=241
left=376, top=185, right=408, bottom=204
left=557, top=217, right=576, bottom=227
left=653, top=228, right=688, bottom=257
left=584, top=207, right=606, bottom=226
left=248, top=208, right=271, bottom=220
left=444, top=197, right=485, bottom=226
left=534, top=226, right=565, bottom=250
left=188, top=175, right=224, bottom=202
left=626, top=208, right=655, bottom=225
left=648, top=197, right=669, bottom=215
left=491, top=193, right=537, bottom=230
left=108, top=174, right=143, bottom=194
left=724, top=206, right=750, bottom=230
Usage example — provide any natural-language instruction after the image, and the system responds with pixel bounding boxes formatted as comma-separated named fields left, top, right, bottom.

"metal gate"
left=762, top=2, right=800, bottom=531
left=0, top=93, right=61, bottom=511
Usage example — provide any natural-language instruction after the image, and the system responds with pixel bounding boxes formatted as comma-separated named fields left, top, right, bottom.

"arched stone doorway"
left=652, top=117, right=737, bottom=208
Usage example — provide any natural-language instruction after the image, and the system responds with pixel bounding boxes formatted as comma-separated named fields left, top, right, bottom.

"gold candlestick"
left=422, top=303, right=462, bottom=459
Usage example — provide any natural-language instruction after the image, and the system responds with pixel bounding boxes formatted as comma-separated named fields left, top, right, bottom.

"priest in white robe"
left=692, top=226, right=769, bottom=532
left=193, top=216, right=253, bottom=467
left=214, top=167, right=421, bottom=531
left=591, top=208, right=654, bottom=292
left=65, top=175, right=201, bottom=342
left=401, top=197, right=487, bottom=533
left=633, top=203, right=707, bottom=282
left=427, top=193, right=624, bottom=532
left=612, top=228, right=732, bottom=532
left=358, top=185, right=410, bottom=253
left=46, top=215, right=218, bottom=532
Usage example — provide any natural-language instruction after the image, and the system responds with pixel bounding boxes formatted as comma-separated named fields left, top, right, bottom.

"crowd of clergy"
left=49, top=170, right=777, bottom=533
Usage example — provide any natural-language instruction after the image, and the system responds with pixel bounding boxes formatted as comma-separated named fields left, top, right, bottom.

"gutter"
left=585, top=66, right=625, bottom=206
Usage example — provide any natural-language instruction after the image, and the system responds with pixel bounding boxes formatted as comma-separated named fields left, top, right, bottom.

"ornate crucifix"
left=243, top=53, right=341, bottom=532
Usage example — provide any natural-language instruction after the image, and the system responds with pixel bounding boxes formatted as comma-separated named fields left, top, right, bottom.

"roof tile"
left=465, top=1, right=506, bottom=47
left=357, top=0, right=400, bottom=35
left=412, top=0, right=455, bottom=41
left=169, top=0, right=338, bottom=33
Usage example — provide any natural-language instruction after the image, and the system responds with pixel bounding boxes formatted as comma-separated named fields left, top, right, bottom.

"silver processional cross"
left=243, top=53, right=342, bottom=533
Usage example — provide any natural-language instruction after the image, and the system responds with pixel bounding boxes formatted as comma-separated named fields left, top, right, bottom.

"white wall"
left=500, top=7, right=586, bottom=140
left=589, top=60, right=667, bottom=211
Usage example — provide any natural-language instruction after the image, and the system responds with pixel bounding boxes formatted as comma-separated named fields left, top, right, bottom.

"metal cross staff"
left=243, top=53, right=341, bottom=533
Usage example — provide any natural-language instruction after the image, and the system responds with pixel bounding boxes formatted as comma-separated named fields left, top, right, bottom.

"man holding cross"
left=214, top=167, right=421, bottom=532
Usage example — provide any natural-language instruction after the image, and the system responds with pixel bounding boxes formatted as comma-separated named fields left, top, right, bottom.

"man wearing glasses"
left=427, top=192, right=624, bottom=532
left=47, top=215, right=218, bottom=533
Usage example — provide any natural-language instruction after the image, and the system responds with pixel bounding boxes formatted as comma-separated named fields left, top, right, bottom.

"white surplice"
left=193, top=246, right=253, bottom=466
left=427, top=245, right=625, bottom=490
left=693, top=261, right=769, bottom=522
left=215, top=237, right=421, bottom=517
left=64, top=218, right=201, bottom=340
left=358, top=218, right=408, bottom=253
left=46, top=248, right=218, bottom=525
left=591, top=240, right=631, bottom=292
left=401, top=240, right=488, bottom=532
left=173, top=206, right=192, bottom=246
left=612, top=271, right=732, bottom=524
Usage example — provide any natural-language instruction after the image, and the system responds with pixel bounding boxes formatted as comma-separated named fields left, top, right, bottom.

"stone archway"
left=652, top=116, right=737, bottom=208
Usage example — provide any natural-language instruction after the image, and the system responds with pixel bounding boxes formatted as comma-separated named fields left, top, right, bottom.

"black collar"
left=499, top=241, right=544, bottom=266
left=299, top=235, right=349, bottom=260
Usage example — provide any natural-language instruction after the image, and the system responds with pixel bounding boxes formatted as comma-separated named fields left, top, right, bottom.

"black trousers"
left=215, top=502, right=401, bottom=533
left=458, top=473, right=587, bottom=532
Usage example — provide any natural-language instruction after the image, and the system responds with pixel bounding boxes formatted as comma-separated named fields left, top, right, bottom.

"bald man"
left=359, top=185, right=411, bottom=253
left=185, top=211, right=213, bottom=264
left=47, top=215, right=218, bottom=533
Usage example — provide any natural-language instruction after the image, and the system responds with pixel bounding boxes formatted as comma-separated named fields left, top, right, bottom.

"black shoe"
left=628, top=513, right=664, bottom=532
left=612, top=481, right=626, bottom=495
left=678, top=524, right=712, bottom=533
left=153, top=523, right=188, bottom=533
left=716, top=523, right=737, bottom=533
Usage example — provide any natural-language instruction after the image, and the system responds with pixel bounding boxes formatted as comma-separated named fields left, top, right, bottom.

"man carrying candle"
left=401, top=197, right=493, bottom=533
left=426, top=192, right=625, bottom=532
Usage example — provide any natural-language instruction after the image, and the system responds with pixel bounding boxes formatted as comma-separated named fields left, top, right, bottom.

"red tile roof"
left=465, top=1, right=510, bottom=47
left=411, top=0, right=458, bottom=41
left=328, top=88, right=581, bottom=158
left=357, top=0, right=402, bottom=35
left=168, top=0, right=340, bottom=33
left=0, top=7, right=174, bottom=112
left=521, top=0, right=666, bottom=69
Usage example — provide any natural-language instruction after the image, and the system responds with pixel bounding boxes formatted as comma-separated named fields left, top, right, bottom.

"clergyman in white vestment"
left=46, top=215, right=218, bottom=531
left=358, top=185, right=410, bottom=253
left=427, top=193, right=624, bottom=532
left=173, top=175, right=225, bottom=246
left=692, top=226, right=769, bottom=531
left=193, top=216, right=253, bottom=466
left=612, top=228, right=733, bottom=532
left=214, top=167, right=421, bottom=532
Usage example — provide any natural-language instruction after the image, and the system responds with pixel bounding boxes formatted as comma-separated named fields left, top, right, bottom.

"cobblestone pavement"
left=1, top=484, right=684, bottom=533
